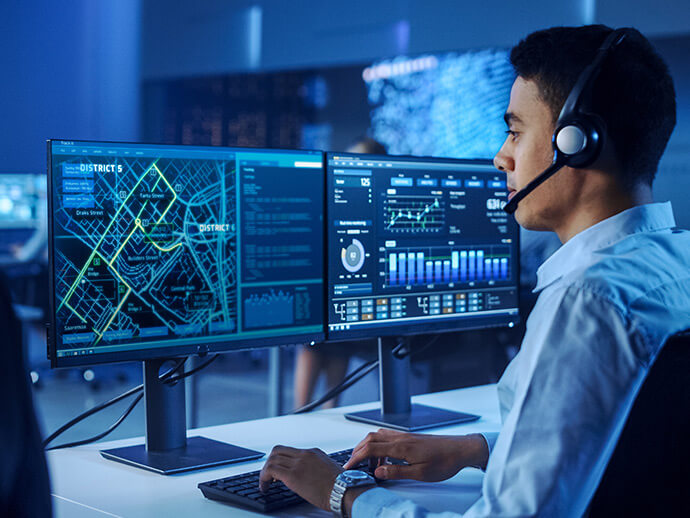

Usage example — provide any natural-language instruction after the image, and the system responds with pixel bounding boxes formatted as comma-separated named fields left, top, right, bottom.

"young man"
left=258, top=25, right=690, bottom=516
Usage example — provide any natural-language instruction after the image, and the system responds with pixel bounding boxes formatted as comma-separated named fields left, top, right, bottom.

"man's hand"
left=343, top=428, right=489, bottom=482
left=258, top=446, right=344, bottom=511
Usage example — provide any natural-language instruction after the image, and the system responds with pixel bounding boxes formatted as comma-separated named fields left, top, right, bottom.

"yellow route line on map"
left=134, top=220, right=183, bottom=252
left=64, top=300, right=87, bottom=323
left=108, top=164, right=178, bottom=261
left=58, top=160, right=159, bottom=311
left=153, top=165, right=178, bottom=223
left=109, top=201, right=150, bottom=263
left=93, top=287, right=132, bottom=346
left=61, top=161, right=182, bottom=345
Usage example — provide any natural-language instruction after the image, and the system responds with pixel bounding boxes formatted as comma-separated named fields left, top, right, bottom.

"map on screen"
left=49, top=141, right=323, bottom=362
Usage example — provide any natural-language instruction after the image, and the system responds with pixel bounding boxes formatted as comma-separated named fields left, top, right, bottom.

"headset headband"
left=558, top=28, right=629, bottom=123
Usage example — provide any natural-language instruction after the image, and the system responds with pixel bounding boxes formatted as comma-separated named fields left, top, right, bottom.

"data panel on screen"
left=327, top=153, right=519, bottom=339
left=49, top=141, right=324, bottom=365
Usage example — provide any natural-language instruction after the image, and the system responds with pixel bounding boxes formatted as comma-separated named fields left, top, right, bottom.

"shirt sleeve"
left=354, top=488, right=465, bottom=518
left=353, top=285, right=647, bottom=518
left=464, top=285, right=646, bottom=517
left=479, top=432, right=498, bottom=455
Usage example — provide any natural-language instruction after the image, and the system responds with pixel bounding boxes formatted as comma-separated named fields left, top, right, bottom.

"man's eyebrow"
left=504, top=112, right=523, bottom=126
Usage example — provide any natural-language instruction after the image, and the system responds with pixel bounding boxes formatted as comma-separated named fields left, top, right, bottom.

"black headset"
left=503, top=28, right=630, bottom=215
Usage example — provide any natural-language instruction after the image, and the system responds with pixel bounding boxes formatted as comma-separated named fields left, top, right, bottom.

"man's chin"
left=513, top=206, right=543, bottom=231
left=516, top=210, right=553, bottom=232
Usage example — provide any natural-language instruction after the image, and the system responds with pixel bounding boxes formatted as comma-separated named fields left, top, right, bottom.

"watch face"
left=343, top=470, right=370, bottom=482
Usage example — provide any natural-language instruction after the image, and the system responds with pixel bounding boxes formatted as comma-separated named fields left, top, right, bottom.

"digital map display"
left=50, top=141, right=323, bottom=362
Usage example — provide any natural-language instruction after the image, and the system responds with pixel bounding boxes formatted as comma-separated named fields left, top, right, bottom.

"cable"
left=291, top=356, right=378, bottom=414
left=291, top=335, right=441, bottom=414
left=292, top=358, right=379, bottom=414
left=42, top=358, right=186, bottom=448
left=291, top=340, right=409, bottom=414
left=44, top=335, right=430, bottom=449
left=46, top=392, right=144, bottom=451
left=43, top=355, right=217, bottom=450
left=409, top=334, right=442, bottom=359
left=43, top=383, right=136, bottom=447
left=313, top=360, right=379, bottom=410
left=391, top=338, right=411, bottom=358
left=42, top=384, right=139, bottom=448
left=166, top=354, right=218, bottom=383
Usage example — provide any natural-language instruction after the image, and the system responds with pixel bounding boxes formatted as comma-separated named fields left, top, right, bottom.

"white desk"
left=48, top=384, right=501, bottom=517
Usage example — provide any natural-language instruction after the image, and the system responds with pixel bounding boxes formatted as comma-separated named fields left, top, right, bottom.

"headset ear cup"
left=572, top=114, right=605, bottom=168
left=555, top=115, right=605, bottom=169
left=555, top=124, right=588, bottom=156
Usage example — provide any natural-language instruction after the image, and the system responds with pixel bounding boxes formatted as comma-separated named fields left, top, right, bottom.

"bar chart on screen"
left=384, top=245, right=510, bottom=287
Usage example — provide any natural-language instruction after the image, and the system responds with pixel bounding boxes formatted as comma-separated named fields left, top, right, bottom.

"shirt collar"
left=534, top=202, right=676, bottom=292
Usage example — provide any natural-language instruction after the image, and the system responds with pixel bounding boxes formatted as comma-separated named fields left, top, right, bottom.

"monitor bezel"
left=47, top=139, right=325, bottom=368
left=324, top=151, right=520, bottom=342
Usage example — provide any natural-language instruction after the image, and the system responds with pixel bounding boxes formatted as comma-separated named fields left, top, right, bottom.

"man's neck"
left=554, top=180, right=654, bottom=243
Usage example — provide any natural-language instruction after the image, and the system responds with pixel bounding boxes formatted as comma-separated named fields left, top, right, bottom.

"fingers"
left=344, top=431, right=385, bottom=469
left=374, top=463, right=422, bottom=481
left=344, top=439, right=410, bottom=469
left=269, top=444, right=301, bottom=456
left=344, top=429, right=406, bottom=469
left=258, top=446, right=343, bottom=510
left=259, top=460, right=291, bottom=492
left=258, top=445, right=305, bottom=492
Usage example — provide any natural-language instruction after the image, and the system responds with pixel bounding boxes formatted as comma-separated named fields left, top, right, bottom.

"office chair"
left=588, top=330, right=690, bottom=516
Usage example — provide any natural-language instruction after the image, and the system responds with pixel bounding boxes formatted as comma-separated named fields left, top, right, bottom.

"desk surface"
left=48, top=384, right=500, bottom=517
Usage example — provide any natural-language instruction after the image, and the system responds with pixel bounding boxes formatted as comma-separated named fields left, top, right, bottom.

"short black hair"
left=510, top=25, right=676, bottom=186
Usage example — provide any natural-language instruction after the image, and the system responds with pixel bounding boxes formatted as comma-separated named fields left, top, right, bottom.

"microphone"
left=503, top=156, right=566, bottom=214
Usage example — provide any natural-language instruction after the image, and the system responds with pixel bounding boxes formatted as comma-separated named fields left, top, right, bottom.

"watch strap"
left=330, top=471, right=376, bottom=517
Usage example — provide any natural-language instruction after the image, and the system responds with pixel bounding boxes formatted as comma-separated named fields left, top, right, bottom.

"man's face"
left=494, top=77, right=571, bottom=231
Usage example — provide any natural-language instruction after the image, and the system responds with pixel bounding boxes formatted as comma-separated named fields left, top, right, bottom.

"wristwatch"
left=329, top=470, right=376, bottom=517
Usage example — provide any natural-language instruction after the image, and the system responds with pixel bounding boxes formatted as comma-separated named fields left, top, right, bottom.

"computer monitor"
left=0, top=174, right=46, bottom=257
left=326, top=152, right=519, bottom=430
left=47, top=140, right=325, bottom=473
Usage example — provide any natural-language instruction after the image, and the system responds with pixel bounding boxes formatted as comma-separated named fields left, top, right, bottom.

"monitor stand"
left=100, top=357, right=264, bottom=475
left=345, top=337, right=480, bottom=432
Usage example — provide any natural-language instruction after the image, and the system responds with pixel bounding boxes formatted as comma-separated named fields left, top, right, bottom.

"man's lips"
left=508, top=188, right=517, bottom=200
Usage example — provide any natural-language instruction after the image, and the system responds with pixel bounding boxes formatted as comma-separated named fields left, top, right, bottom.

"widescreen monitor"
left=0, top=174, right=47, bottom=256
left=48, top=140, right=324, bottom=368
left=0, top=173, right=46, bottom=228
left=326, top=153, right=519, bottom=341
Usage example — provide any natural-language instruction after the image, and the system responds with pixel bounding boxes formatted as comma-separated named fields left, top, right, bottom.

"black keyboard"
left=198, top=448, right=370, bottom=513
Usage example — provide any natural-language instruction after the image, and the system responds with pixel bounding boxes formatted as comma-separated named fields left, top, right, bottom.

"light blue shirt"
left=354, top=202, right=690, bottom=517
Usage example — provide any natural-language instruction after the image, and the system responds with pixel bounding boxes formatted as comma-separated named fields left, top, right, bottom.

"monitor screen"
left=48, top=140, right=324, bottom=367
left=0, top=174, right=47, bottom=256
left=326, top=153, right=519, bottom=340
left=0, top=174, right=46, bottom=228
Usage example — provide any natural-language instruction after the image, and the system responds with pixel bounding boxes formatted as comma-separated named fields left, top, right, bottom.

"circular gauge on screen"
left=341, top=239, right=365, bottom=273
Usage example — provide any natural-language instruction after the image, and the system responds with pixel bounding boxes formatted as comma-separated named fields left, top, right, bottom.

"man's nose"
left=493, top=149, right=514, bottom=173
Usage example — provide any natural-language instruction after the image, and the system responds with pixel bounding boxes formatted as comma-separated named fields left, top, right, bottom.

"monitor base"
left=100, top=436, right=264, bottom=475
left=344, top=403, right=479, bottom=432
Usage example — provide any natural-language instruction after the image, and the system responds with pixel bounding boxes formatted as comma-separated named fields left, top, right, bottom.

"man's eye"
left=505, top=130, right=519, bottom=141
